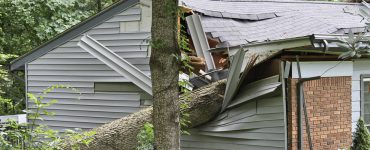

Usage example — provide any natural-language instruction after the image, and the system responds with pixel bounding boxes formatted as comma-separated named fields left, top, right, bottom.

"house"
left=11, top=0, right=154, bottom=131
left=9, top=0, right=370, bottom=150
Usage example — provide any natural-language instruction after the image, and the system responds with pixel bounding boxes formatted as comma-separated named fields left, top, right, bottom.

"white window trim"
left=361, top=75, right=370, bottom=127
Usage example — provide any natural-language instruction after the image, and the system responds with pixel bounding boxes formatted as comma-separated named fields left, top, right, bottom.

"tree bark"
left=62, top=80, right=226, bottom=150
left=150, top=0, right=180, bottom=149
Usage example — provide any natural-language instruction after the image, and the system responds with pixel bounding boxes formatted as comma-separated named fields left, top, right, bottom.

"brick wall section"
left=287, top=77, right=352, bottom=150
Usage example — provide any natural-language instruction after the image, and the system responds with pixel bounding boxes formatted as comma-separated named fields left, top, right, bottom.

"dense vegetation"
left=352, top=118, right=370, bottom=150
left=0, top=1, right=123, bottom=149
left=1, top=86, right=96, bottom=150
left=0, top=0, right=118, bottom=115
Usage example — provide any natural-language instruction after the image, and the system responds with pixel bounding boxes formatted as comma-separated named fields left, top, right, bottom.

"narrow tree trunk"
left=96, top=0, right=102, bottom=12
left=150, top=0, right=180, bottom=149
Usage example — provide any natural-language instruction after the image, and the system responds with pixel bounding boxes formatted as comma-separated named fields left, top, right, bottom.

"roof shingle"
left=182, top=0, right=368, bottom=47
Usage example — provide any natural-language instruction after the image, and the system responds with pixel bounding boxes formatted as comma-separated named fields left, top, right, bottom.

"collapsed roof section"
left=182, top=0, right=369, bottom=47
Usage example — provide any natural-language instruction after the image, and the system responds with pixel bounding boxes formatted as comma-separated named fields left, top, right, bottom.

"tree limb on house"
left=62, top=79, right=226, bottom=150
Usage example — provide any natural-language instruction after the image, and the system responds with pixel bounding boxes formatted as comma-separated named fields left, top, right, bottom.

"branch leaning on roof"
left=61, top=79, right=226, bottom=150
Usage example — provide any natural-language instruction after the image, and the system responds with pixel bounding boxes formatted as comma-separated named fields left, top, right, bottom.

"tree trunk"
left=150, top=0, right=180, bottom=149
left=96, top=0, right=102, bottom=12
left=62, top=80, right=226, bottom=150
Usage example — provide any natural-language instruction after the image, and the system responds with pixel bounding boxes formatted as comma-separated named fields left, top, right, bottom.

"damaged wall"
left=181, top=75, right=286, bottom=150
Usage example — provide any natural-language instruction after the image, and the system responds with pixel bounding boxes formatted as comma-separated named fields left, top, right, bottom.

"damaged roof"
left=182, top=0, right=369, bottom=47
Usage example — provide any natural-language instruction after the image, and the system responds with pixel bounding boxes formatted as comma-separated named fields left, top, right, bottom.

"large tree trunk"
left=62, top=80, right=226, bottom=150
left=150, top=0, right=180, bottom=148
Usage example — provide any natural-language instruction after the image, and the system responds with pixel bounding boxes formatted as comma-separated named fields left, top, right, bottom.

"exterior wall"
left=181, top=76, right=285, bottom=150
left=181, top=94, right=285, bottom=150
left=287, top=77, right=352, bottom=150
left=26, top=1, right=153, bottom=131
left=352, top=59, right=370, bottom=131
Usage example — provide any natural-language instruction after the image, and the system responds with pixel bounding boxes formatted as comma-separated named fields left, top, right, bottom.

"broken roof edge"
left=210, top=33, right=370, bottom=54
left=209, top=35, right=312, bottom=54
left=10, top=0, right=140, bottom=71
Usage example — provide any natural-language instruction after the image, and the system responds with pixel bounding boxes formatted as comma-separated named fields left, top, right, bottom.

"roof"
left=182, top=0, right=369, bottom=47
left=10, top=0, right=139, bottom=71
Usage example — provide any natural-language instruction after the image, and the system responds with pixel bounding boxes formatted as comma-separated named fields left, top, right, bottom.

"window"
left=362, top=75, right=370, bottom=129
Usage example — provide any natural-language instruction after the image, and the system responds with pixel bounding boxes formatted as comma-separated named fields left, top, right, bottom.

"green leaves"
left=352, top=118, right=370, bottom=150
left=336, top=29, right=369, bottom=59
left=0, top=0, right=104, bottom=55
left=63, top=129, right=97, bottom=150
left=1, top=85, right=93, bottom=150
left=137, top=122, right=154, bottom=150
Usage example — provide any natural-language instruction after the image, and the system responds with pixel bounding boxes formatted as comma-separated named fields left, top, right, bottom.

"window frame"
left=361, top=74, right=370, bottom=126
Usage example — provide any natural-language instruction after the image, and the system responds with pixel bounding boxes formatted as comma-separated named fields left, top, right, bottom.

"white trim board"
left=78, top=35, right=152, bottom=95
left=292, top=61, right=353, bottom=78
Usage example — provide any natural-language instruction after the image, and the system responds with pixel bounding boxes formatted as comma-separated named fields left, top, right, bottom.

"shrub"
left=0, top=85, right=95, bottom=150
left=352, top=118, right=370, bottom=150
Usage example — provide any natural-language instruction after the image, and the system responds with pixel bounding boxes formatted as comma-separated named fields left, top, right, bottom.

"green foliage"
left=0, top=0, right=91, bottom=55
left=336, top=30, right=370, bottom=59
left=0, top=54, right=24, bottom=116
left=0, top=0, right=118, bottom=116
left=63, top=129, right=97, bottom=150
left=0, top=85, right=95, bottom=150
left=178, top=11, right=193, bottom=136
left=0, top=0, right=119, bottom=55
left=336, top=7, right=370, bottom=59
left=137, top=122, right=154, bottom=150
left=352, top=118, right=370, bottom=150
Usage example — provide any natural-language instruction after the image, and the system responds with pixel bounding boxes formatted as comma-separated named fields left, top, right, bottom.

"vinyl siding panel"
left=28, top=76, right=129, bottom=82
left=40, top=51, right=148, bottom=58
left=27, top=64, right=150, bottom=71
left=49, top=45, right=149, bottom=53
left=181, top=77, right=285, bottom=149
left=27, top=5, right=153, bottom=130
left=30, top=58, right=150, bottom=65
left=352, top=59, right=370, bottom=131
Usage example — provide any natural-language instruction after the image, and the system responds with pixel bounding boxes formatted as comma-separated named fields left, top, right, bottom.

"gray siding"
left=27, top=5, right=152, bottom=131
left=181, top=76, right=285, bottom=150
left=352, top=59, right=370, bottom=131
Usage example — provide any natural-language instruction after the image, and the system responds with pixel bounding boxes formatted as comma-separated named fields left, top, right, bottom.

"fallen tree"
left=62, top=79, right=226, bottom=150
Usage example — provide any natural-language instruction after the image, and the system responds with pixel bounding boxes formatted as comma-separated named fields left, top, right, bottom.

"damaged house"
left=8, top=0, right=370, bottom=149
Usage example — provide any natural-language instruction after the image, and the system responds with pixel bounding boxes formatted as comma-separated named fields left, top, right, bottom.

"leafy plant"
left=0, top=54, right=24, bottom=116
left=63, top=128, right=97, bottom=150
left=137, top=122, right=154, bottom=150
left=352, top=118, right=370, bottom=150
left=0, top=85, right=95, bottom=150
left=336, top=30, right=370, bottom=59
left=0, top=0, right=119, bottom=116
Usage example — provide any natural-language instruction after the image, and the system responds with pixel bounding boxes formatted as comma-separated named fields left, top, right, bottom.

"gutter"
left=208, top=36, right=312, bottom=55
left=186, top=14, right=216, bottom=71
left=311, top=34, right=370, bottom=52
left=295, top=56, right=320, bottom=150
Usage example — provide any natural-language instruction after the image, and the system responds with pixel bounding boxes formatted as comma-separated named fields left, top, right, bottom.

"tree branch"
left=62, top=79, right=226, bottom=150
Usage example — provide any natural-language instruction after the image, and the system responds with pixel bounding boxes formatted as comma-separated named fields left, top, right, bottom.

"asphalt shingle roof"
left=182, top=0, right=369, bottom=47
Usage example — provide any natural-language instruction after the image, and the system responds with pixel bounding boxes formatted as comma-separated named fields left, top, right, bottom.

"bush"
left=352, top=118, right=370, bottom=150
left=0, top=85, right=96, bottom=150
left=137, top=122, right=154, bottom=150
